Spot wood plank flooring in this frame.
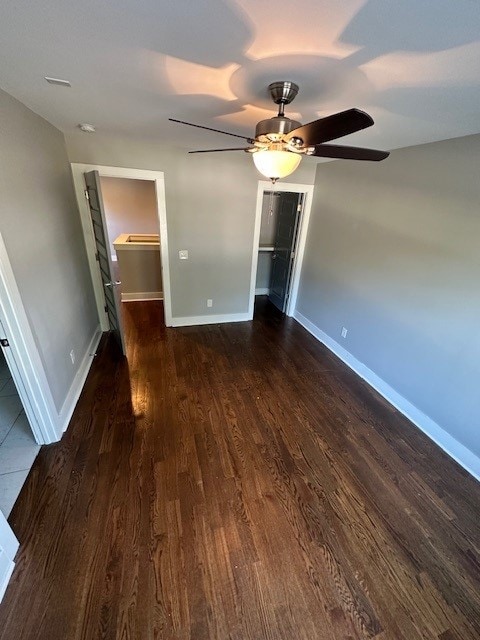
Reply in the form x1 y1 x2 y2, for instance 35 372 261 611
0 298 479 639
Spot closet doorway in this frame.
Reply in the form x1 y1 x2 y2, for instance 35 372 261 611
249 181 314 318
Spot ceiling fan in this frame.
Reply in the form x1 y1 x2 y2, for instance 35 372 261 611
170 81 389 182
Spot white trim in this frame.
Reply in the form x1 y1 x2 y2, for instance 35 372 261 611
248 181 314 319
121 292 163 302
58 327 102 432
171 312 250 327
0 234 58 444
293 310 480 482
70 164 173 328
0 552 15 603
0 505 19 603
0 511 18 563
255 288 270 295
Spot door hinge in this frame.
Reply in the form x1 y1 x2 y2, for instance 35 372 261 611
297 204 302 212
95 252 100 262
104 305 108 313
0 338 10 347
84 189 90 202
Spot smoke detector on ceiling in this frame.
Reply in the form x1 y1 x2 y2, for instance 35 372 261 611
78 123 96 133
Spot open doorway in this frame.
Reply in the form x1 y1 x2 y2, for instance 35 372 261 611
0 346 40 516
249 181 314 318
71 165 171 356
256 190 304 312
84 172 164 354
101 178 163 305
0 233 61 592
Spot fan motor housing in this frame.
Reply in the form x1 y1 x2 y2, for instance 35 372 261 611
255 115 302 141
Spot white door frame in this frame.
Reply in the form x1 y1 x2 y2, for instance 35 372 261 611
0 234 59 444
0 508 19 602
70 164 172 328
248 181 314 318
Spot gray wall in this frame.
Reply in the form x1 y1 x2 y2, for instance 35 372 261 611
256 252 272 290
65 132 316 318
0 89 98 411
259 191 281 246
296 133 480 457
256 191 281 290
116 248 162 296
100 177 159 256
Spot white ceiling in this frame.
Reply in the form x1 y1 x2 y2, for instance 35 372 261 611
1 0 480 152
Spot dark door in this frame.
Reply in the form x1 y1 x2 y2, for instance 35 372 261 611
268 191 303 313
84 171 126 355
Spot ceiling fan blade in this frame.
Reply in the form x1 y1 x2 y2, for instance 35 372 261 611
188 147 252 154
287 108 374 145
311 144 389 161
169 118 255 143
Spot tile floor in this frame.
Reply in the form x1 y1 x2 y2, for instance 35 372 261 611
0 351 40 516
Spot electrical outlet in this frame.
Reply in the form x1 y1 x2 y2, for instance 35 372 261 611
179 249 189 260
70 349 75 364
207 299 213 308
341 327 348 339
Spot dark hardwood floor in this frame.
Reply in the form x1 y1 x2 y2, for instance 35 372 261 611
1 298 479 639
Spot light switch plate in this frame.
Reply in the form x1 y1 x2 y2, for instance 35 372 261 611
179 250 189 260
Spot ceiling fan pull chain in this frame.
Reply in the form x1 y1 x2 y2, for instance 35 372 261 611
269 189 274 217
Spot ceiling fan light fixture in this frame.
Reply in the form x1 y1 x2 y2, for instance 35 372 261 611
253 149 301 181
171 80 389 174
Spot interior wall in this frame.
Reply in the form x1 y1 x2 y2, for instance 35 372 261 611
256 192 282 290
259 191 281 246
0 89 98 411
65 132 316 319
296 133 480 459
255 253 272 291
99 177 159 257
116 248 162 297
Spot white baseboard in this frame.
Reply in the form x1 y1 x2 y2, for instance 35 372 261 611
0 553 15 604
171 312 251 328
121 291 163 302
255 288 270 295
58 326 102 433
293 310 480 482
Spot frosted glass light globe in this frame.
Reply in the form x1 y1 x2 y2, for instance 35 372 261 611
253 150 302 180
